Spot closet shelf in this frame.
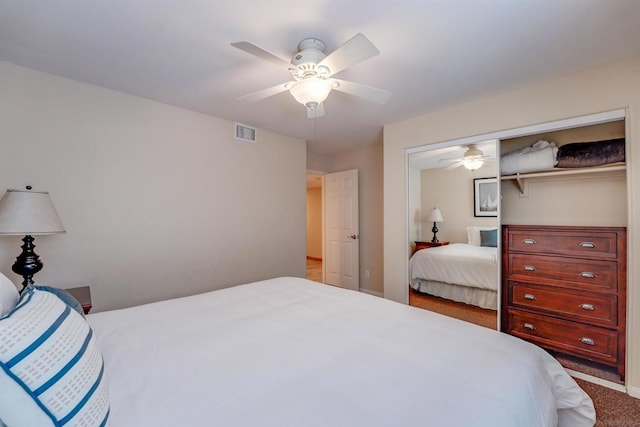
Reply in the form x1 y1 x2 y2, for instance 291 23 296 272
500 163 626 194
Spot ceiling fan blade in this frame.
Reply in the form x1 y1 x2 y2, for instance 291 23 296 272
438 158 461 165
307 102 325 118
237 82 291 103
231 41 293 71
332 78 391 104
445 161 464 170
318 33 379 76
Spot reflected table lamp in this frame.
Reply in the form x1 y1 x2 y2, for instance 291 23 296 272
427 207 444 243
0 188 66 291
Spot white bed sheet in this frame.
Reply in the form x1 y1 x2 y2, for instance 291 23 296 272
88 277 594 427
412 279 498 310
410 243 498 291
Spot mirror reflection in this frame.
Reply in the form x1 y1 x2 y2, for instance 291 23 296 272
407 140 498 329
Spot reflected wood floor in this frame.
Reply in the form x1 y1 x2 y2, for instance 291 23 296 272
408 287 497 329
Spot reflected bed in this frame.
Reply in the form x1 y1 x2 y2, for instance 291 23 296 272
410 243 498 309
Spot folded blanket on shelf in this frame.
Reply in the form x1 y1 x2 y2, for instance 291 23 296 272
556 138 625 168
500 140 558 175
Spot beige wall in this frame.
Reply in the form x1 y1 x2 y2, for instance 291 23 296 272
306 187 322 258
418 165 497 244
307 142 384 296
384 55 640 393
501 121 627 225
501 172 627 226
0 61 307 311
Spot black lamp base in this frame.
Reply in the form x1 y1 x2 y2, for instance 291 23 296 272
431 222 439 243
11 235 43 292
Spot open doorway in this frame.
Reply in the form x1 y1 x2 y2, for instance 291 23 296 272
306 172 323 282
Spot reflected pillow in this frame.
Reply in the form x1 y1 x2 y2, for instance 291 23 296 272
467 226 497 246
480 229 498 248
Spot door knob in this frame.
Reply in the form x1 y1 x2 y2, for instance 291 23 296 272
348 234 359 239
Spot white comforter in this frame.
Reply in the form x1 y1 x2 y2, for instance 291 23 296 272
410 243 498 290
88 277 594 427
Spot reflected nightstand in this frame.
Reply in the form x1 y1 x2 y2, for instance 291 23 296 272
66 286 92 314
414 241 449 253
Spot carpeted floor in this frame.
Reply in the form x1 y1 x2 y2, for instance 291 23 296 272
552 352 623 386
575 378 640 426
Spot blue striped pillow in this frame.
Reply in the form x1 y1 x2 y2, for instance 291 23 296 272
0 287 109 426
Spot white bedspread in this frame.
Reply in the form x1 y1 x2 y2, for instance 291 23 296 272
410 243 498 290
88 277 594 427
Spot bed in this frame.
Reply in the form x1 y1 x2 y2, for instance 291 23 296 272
0 276 595 426
410 228 499 310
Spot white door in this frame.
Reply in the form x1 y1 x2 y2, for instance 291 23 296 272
324 169 359 290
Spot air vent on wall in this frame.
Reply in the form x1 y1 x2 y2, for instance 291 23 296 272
235 123 257 143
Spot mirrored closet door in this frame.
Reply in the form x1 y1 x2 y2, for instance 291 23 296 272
407 140 499 329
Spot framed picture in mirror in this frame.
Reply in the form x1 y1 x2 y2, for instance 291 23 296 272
474 178 498 217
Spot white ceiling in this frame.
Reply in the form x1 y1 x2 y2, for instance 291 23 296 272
408 140 497 170
2 1 640 155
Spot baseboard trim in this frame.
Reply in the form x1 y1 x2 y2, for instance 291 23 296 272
627 384 640 399
566 369 627 394
306 256 322 261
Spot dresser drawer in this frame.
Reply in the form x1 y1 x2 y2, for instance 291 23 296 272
507 310 617 365
509 282 617 328
506 229 618 259
507 253 616 291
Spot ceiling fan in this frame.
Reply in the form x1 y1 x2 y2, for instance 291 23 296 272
439 145 494 170
231 33 391 118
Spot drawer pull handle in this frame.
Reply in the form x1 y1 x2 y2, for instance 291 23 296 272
580 241 597 249
523 323 536 331
523 265 536 271
580 272 596 279
579 303 595 311
522 239 536 245
580 337 596 346
523 293 536 301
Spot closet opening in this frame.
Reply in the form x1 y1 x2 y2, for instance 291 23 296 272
405 108 628 387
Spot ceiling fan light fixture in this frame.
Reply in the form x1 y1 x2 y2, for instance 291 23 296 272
461 145 484 170
462 156 484 170
289 78 333 107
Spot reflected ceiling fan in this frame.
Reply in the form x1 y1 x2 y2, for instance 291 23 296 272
231 33 391 118
439 145 494 170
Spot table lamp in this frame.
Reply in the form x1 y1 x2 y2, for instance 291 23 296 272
0 188 66 291
427 207 444 243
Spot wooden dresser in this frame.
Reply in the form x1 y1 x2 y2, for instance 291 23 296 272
502 225 626 379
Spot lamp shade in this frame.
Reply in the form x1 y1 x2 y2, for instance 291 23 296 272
289 78 333 106
0 190 66 235
426 207 444 223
